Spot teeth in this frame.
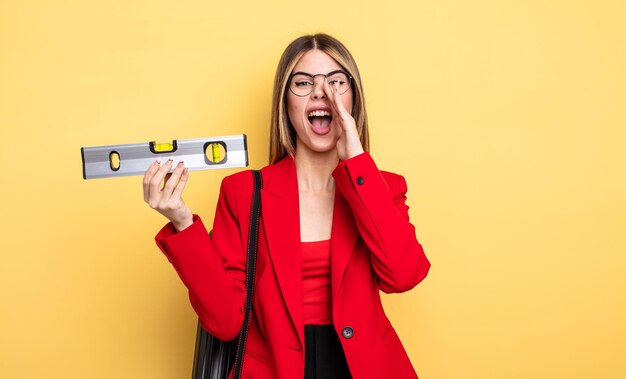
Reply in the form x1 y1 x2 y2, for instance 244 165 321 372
308 110 331 117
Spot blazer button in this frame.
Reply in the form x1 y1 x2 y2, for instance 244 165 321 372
356 177 364 185
341 326 354 339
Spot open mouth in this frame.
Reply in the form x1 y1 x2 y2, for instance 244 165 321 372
307 110 333 135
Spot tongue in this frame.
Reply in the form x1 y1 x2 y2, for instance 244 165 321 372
310 116 331 132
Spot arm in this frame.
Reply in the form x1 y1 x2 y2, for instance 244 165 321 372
154 176 246 341
332 152 431 293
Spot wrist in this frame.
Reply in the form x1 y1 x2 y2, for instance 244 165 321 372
172 211 193 232
345 147 365 160
173 218 193 233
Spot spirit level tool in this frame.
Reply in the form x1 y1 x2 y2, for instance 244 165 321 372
81 134 248 179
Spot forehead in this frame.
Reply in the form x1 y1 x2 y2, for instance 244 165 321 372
292 49 342 74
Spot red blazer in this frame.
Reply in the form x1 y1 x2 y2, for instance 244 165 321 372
155 152 431 379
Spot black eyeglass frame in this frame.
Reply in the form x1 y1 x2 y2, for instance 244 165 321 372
287 69 354 97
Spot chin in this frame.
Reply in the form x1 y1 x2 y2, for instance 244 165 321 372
306 137 339 154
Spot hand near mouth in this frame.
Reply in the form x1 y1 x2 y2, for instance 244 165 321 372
323 78 365 161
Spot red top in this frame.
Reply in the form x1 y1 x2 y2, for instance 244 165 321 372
301 239 333 325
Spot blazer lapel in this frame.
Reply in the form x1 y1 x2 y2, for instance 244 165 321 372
330 189 358 310
261 157 304 347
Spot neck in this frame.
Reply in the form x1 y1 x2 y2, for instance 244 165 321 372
294 145 338 193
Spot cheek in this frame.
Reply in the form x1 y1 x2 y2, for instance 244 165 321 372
287 96 305 127
342 91 354 115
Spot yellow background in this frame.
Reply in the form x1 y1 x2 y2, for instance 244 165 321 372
1 1 625 378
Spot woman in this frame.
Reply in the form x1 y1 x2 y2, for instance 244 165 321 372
143 33 431 379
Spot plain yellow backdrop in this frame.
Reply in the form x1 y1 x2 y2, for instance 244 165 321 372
1 1 625 378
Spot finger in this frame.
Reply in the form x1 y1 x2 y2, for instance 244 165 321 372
332 83 349 116
163 173 172 189
322 79 348 118
149 159 174 200
143 160 161 202
161 162 185 198
170 167 189 203
322 78 339 113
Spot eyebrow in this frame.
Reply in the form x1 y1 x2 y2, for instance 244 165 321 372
291 69 347 77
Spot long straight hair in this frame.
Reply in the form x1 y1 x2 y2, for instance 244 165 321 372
269 34 370 164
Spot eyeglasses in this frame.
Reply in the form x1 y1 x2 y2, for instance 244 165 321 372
288 70 353 97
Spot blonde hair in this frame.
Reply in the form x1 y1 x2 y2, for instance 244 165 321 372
269 34 370 164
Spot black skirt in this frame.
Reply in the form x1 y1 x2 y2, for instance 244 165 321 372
304 325 352 379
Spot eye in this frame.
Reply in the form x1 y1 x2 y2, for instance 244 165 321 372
327 72 349 86
294 80 313 87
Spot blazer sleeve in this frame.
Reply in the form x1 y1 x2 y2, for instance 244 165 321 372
332 152 431 293
154 175 246 341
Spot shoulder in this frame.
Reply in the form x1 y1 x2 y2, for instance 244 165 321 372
222 169 255 188
219 159 281 195
336 153 409 198
380 170 408 198
217 161 283 219
380 170 405 185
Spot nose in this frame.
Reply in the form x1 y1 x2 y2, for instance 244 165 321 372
311 76 326 99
